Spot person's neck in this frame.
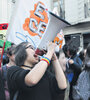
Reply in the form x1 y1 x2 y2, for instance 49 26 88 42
7 61 15 67
25 62 33 67
22 62 34 70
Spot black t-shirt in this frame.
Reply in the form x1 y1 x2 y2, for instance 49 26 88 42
7 66 65 100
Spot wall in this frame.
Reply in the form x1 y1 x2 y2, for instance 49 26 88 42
65 0 78 24
65 0 85 24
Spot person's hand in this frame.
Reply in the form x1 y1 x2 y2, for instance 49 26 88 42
68 59 74 64
52 53 58 61
47 42 57 54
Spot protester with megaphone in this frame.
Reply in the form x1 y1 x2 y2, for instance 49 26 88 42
7 42 67 100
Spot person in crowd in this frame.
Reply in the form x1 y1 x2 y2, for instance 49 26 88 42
0 46 3 55
79 50 85 62
72 43 90 100
79 49 87 65
59 50 67 72
0 46 3 66
7 42 67 100
66 44 82 100
2 42 15 65
62 44 69 58
58 50 70 100
2 52 9 65
6 45 16 67
0 70 6 100
0 45 9 66
1 45 16 100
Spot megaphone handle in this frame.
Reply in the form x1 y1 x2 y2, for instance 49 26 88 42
35 48 47 56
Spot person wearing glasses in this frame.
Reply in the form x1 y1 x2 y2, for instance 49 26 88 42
7 42 67 100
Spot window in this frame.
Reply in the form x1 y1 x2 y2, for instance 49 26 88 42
53 0 60 16
84 1 90 18
12 0 16 3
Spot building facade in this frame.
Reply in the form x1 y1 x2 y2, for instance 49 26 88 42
63 21 90 49
64 0 90 24
60 0 90 49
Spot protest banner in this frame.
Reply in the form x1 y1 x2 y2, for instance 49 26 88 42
6 1 70 50
7 1 49 48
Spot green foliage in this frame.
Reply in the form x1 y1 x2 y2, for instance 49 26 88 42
0 40 11 50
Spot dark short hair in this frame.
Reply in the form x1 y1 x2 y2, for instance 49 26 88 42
3 45 16 65
6 46 16 56
15 42 29 67
79 50 85 61
86 43 90 57
11 43 15 46
68 45 77 57
62 44 69 56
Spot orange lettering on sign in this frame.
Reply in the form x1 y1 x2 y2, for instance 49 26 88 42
23 2 48 38
54 33 64 48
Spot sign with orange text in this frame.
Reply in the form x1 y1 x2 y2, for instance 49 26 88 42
54 30 64 49
7 1 49 48
6 0 70 49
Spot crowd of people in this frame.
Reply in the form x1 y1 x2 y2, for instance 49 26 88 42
0 41 90 100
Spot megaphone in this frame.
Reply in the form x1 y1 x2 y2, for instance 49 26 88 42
35 11 70 56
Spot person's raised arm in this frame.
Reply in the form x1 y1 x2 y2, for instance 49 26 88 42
25 42 56 86
52 53 67 89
